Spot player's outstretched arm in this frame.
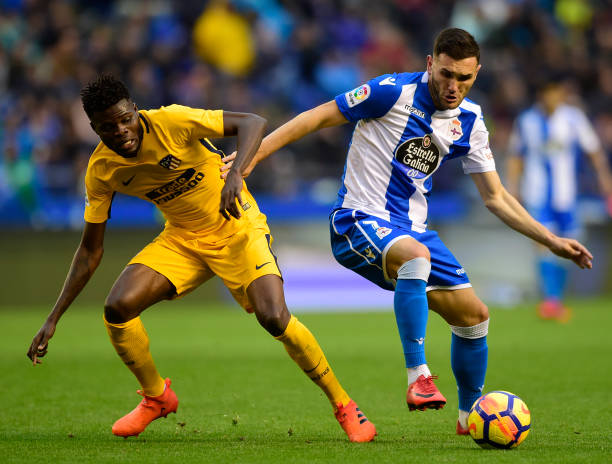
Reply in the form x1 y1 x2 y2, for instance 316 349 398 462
470 170 593 269
220 100 348 179
27 221 106 365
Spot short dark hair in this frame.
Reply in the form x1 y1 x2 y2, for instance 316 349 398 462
433 28 480 63
81 74 131 117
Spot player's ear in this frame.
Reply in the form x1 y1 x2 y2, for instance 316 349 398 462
426 55 433 73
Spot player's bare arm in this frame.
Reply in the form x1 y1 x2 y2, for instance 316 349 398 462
219 111 266 220
27 221 106 365
220 100 348 178
470 170 593 269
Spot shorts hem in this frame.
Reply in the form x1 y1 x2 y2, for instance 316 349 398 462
127 260 184 298
425 283 472 293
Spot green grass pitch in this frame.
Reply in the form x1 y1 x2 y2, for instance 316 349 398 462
1 298 611 463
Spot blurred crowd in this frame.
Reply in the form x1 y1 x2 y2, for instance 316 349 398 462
1 0 611 225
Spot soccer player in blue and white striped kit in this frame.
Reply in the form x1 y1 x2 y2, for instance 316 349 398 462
507 80 612 321
222 28 593 434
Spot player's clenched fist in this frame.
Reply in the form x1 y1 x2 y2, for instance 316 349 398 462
219 169 244 220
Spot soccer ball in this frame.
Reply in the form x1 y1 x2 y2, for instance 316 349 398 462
467 391 531 449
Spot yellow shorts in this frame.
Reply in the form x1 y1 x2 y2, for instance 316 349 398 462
128 212 281 312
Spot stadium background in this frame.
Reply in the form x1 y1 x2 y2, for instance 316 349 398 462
1 0 611 309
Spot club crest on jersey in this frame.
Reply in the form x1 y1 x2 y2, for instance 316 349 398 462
448 118 463 141
395 134 441 179
376 227 392 239
345 84 370 108
159 154 181 170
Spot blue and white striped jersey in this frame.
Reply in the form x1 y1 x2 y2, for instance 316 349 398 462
333 71 495 233
510 103 600 212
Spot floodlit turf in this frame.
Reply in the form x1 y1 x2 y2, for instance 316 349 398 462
2 297 611 463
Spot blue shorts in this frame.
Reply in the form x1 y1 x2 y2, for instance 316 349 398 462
530 207 580 238
330 208 471 292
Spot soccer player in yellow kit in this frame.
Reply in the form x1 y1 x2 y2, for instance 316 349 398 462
26 75 376 442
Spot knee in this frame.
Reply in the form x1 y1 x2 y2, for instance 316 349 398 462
104 294 140 324
456 301 489 328
388 243 430 279
254 301 290 337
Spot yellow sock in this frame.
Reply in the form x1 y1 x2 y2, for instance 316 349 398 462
104 315 165 397
275 315 351 410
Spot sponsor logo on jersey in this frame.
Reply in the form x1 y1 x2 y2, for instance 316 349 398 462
345 84 371 107
145 168 204 204
405 105 426 119
379 76 396 86
449 118 463 140
159 154 182 170
395 134 441 179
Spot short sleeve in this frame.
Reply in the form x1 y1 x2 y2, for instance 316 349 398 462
156 105 225 143
334 74 402 122
461 114 496 174
573 108 601 154
83 168 113 223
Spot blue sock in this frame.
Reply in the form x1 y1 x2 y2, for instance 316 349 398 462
538 258 567 300
394 258 430 367
451 331 488 412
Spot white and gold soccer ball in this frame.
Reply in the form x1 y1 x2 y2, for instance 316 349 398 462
467 391 531 449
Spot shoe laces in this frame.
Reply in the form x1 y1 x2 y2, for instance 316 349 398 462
136 390 161 409
335 402 353 422
418 375 439 393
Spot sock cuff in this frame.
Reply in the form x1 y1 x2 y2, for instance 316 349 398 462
451 319 489 339
103 314 142 330
275 314 298 341
397 257 431 281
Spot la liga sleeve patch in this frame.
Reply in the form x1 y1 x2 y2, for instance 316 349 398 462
345 84 371 108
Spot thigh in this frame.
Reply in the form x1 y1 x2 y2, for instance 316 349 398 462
129 227 215 298
206 218 282 313
418 230 471 291
329 208 412 290
427 287 489 327
105 263 176 322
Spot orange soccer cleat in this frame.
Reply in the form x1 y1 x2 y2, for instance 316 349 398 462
406 374 447 411
112 378 178 437
456 419 470 435
537 299 572 322
334 400 377 443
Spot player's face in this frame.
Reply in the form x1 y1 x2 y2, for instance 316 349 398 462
90 99 142 157
539 84 564 114
427 53 481 110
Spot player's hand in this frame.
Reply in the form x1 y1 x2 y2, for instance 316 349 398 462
548 237 593 269
220 151 256 179
27 319 57 366
219 169 244 220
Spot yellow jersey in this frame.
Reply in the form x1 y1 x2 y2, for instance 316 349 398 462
84 104 259 236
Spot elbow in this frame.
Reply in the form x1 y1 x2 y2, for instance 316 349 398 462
248 113 267 133
482 196 502 214
82 244 104 271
